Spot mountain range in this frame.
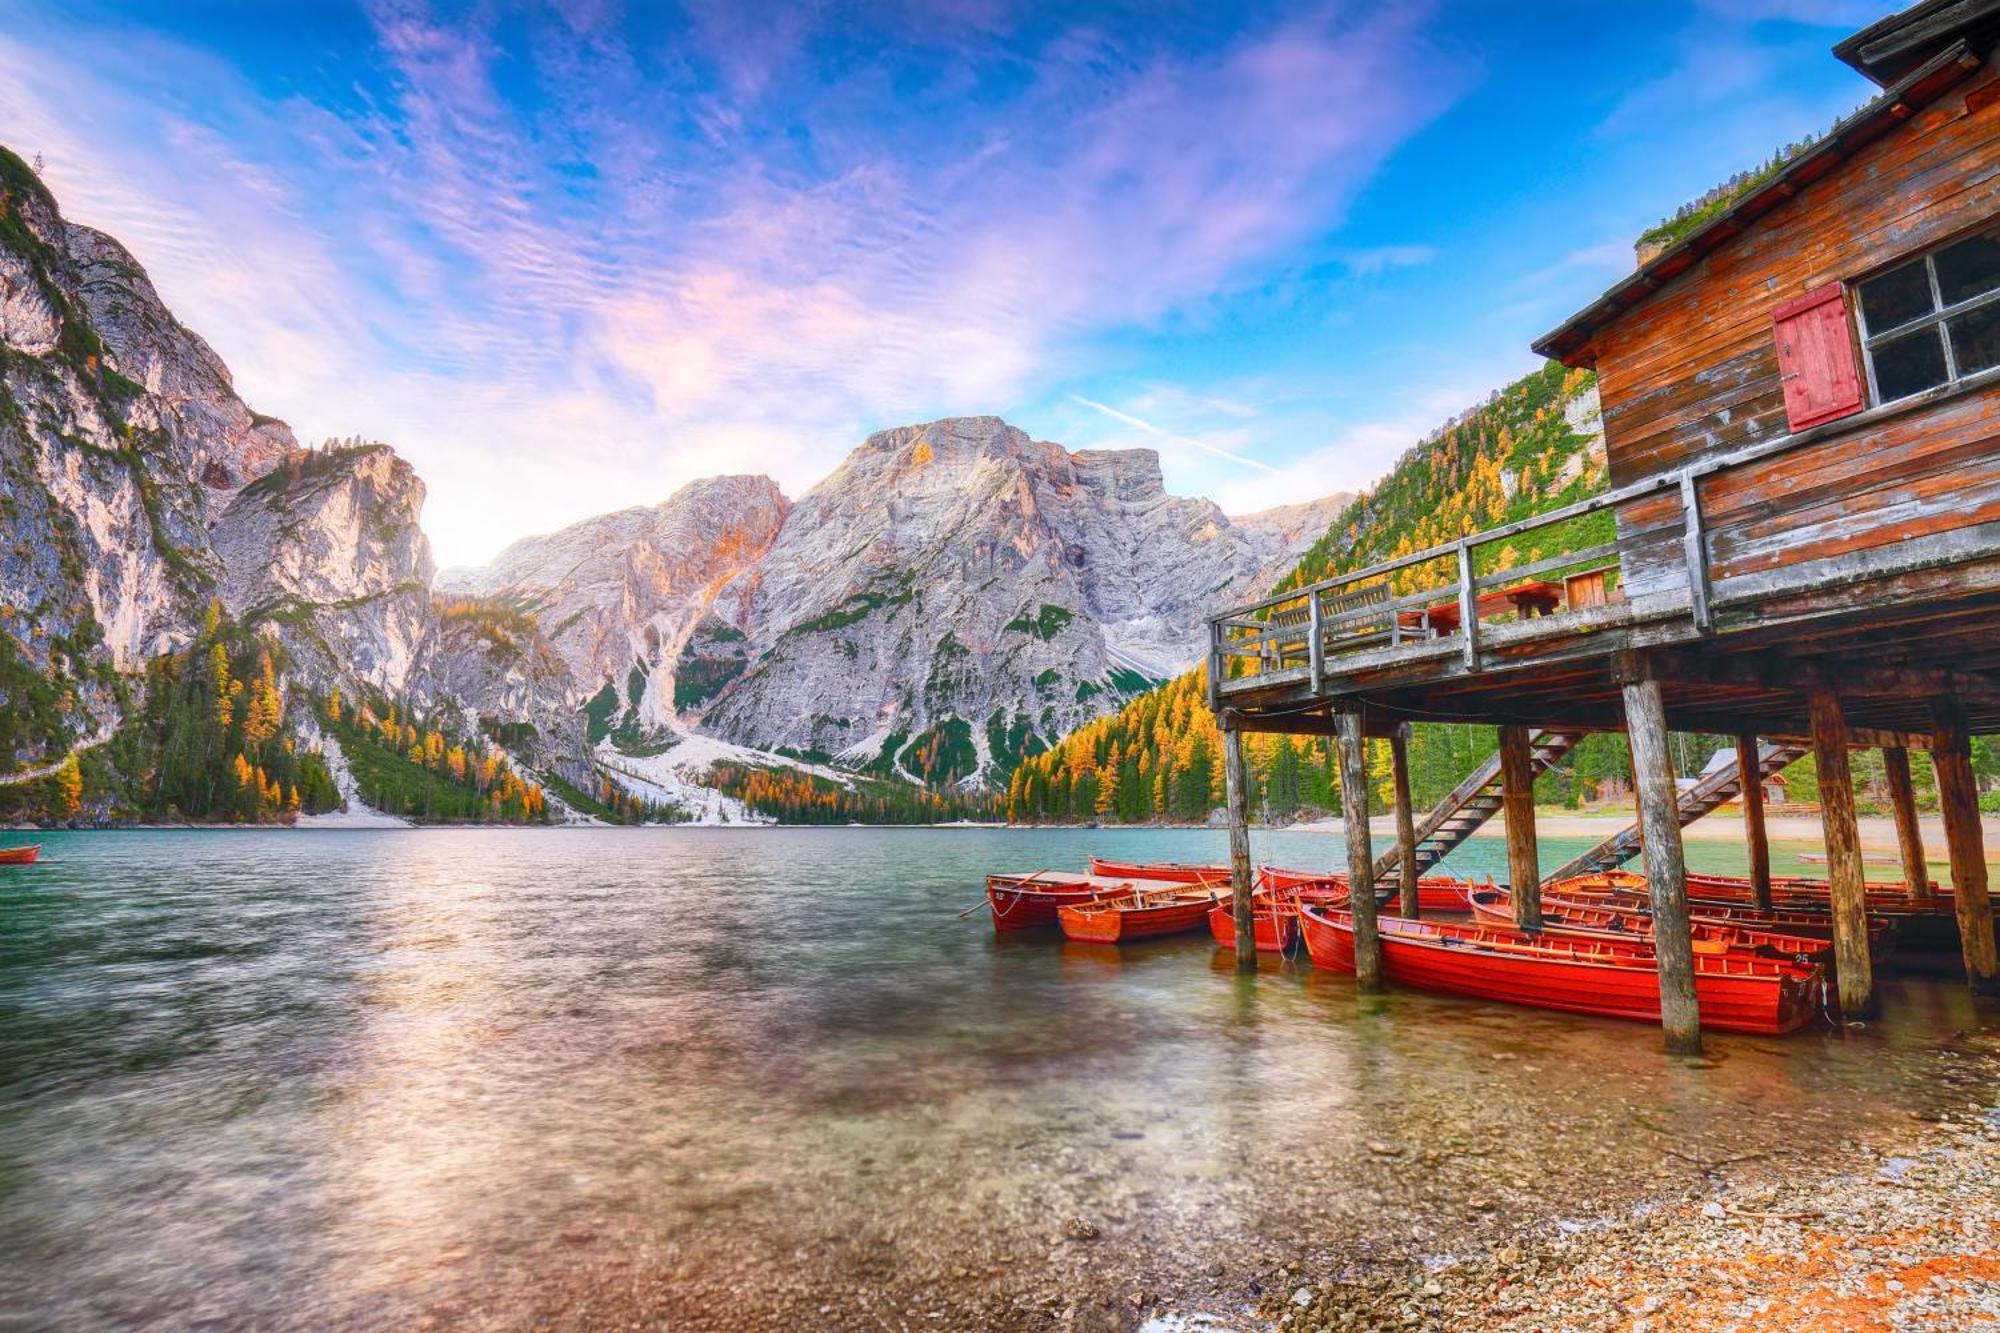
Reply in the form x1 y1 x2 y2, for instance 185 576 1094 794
441 418 1345 789
0 145 1348 823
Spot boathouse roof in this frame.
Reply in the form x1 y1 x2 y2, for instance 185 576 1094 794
1532 1 1998 367
1836 0 2000 84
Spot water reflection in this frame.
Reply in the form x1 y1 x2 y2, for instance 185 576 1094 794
0 827 1989 1330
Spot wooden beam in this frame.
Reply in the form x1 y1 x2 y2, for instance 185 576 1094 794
1389 725 1419 918
1809 687 1876 1021
1623 647 2000 714
1736 731 1773 911
1498 724 1542 927
1622 675 1702 1055
1929 697 2000 996
1335 712 1382 991
1881 746 1928 899
1222 727 1256 974
1217 707 1335 737
1755 724 1935 752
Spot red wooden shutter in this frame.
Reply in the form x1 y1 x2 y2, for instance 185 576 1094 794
1771 283 1864 431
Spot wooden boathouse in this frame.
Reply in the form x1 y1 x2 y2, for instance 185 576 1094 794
1207 0 2000 1053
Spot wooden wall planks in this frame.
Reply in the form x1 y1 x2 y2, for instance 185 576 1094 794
1586 62 2000 605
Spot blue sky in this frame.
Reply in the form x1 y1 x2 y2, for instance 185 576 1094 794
1 0 1885 565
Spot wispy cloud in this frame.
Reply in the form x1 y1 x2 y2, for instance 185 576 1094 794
1337 243 1437 278
0 0 1456 563
1067 395 1277 473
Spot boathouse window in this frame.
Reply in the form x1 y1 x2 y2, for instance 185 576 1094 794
1855 225 2000 405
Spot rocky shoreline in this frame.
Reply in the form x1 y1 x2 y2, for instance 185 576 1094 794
1256 1033 2000 1332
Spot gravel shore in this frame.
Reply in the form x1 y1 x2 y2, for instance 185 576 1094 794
1257 1032 2000 1332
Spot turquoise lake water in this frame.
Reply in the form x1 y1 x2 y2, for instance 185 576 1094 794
0 827 1987 1331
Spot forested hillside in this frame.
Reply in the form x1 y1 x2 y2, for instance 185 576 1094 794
1007 361 1632 824
318 688 551 823
1277 361 1605 593
0 602 342 823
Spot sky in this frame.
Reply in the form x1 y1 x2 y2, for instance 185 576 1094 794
0 0 1888 567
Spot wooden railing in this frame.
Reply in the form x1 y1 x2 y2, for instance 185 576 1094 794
1208 466 1697 704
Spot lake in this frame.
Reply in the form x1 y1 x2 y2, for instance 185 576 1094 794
0 827 1985 1330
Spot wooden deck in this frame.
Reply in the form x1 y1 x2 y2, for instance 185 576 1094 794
1211 369 2000 743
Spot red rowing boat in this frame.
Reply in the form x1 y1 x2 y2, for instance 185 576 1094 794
1552 868 1960 920
1297 904 1822 1035
1261 866 1483 915
1683 871 1972 919
1463 885 1836 971
1060 885 1221 943
985 872 1151 931
1538 880 1893 953
1207 892 1301 953
0 845 39 865
1259 865 1345 892
1087 856 1230 886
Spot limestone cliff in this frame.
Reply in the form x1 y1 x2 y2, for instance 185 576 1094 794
444 415 1347 786
0 146 586 794
439 475 790 736
702 417 1344 782
1 145 291 771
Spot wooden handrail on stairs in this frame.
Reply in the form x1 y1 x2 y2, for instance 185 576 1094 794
1370 729 1585 885
1540 740 1806 883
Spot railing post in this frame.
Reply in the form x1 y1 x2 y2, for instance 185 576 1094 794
1680 471 1712 632
1307 589 1324 693
1455 539 1479 671
1207 621 1222 710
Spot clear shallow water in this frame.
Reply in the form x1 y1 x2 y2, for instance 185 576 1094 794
0 827 1988 1331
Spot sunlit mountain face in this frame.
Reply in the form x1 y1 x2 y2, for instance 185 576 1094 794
0 0 1871 567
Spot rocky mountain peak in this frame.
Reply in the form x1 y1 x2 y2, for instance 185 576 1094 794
1069 448 1170 506
208 442 435 699
436 471 793 735
217 444 433 614
434 408 1352 787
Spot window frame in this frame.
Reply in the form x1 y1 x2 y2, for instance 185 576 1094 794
1853 228 2000 407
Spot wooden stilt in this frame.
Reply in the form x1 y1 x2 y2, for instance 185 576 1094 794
1621 673 1701 1055
1808 686 1875 1020
1881 745 1928 899
1929 697 1999 996
1222 727 1256 974
1735 731 1772 911
1335 712 1382 991
1389 724 1419 918
1498 724 1541 928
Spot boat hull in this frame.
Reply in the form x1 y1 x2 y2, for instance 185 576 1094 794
1465 887 1838 971
1087 857 1229 886
1298 906 1820 1036
985 873 1145 931
1059 894 1218 943
0 845 39 865
1206 902 1299 953
1559 870 1975 921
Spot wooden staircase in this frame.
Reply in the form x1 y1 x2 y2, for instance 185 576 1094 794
1540 740 1807 883
1371 729 1585 887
